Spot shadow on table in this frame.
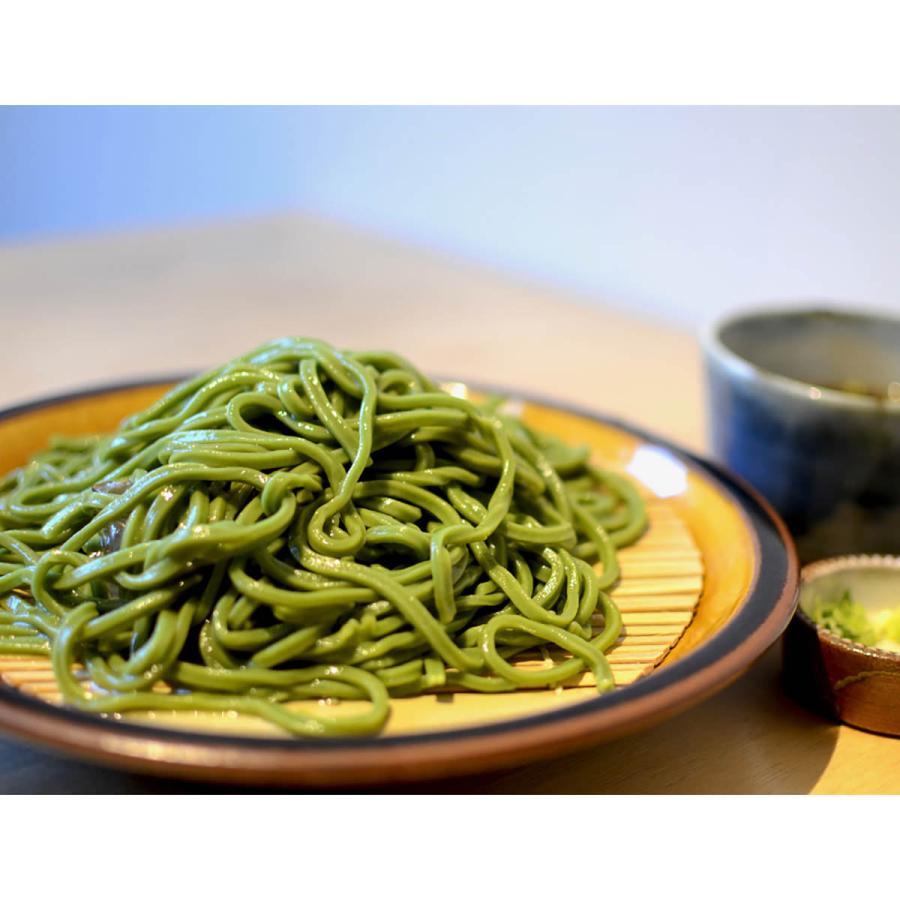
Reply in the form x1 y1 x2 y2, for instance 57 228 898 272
0 649 840 795
435 648 842 794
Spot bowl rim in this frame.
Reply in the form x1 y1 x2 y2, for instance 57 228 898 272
702 302 900 414
0 377 800 786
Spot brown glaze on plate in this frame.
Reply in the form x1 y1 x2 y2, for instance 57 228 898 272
0 380 799 786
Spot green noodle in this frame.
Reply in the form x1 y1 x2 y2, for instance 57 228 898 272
0 338 646 737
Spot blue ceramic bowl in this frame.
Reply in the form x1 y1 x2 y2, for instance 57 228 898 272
704 306 900 563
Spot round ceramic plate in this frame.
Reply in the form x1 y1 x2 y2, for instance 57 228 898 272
0 380 798 786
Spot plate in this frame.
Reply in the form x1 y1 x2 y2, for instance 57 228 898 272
0 379 798 786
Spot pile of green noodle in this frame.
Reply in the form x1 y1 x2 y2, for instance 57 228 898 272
0 338 646 737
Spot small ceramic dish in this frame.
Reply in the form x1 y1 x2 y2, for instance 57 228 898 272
782 554 900 736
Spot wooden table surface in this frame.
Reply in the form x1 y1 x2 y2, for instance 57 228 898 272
1 214 899 794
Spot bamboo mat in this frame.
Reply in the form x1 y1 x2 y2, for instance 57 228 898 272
0 499 703 709
606 497 703 683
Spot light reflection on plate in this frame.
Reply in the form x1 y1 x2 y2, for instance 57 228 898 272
627 445 688 499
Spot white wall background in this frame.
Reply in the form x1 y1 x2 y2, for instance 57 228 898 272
1 106 898 326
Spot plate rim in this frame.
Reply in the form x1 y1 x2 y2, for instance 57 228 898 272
0 377 799 786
